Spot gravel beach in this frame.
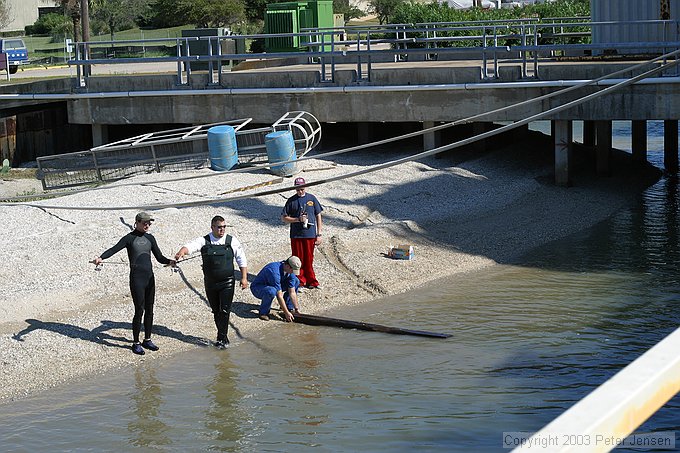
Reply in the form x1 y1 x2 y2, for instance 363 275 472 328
0 130 661 404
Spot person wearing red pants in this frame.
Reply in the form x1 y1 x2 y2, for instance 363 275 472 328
281 177 323 289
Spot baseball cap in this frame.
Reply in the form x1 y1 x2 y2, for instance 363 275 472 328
135 211 154 222
286 256 302 275
294 177 306 186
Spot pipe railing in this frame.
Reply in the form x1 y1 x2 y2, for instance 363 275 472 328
511 325 680 452
68 19 680 86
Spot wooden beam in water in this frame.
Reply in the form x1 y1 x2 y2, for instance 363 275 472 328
293 313 451 339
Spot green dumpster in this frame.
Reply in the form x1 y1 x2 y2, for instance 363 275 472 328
264 0 334 53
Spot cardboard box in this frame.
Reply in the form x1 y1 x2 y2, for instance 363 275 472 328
388 244 414 260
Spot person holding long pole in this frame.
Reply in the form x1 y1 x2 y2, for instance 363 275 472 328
93 212 175 355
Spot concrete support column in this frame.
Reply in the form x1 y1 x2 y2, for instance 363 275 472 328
554 120 573 187
664 120 679 173
473 122 488 153
631 120 648 164
357 122 371 145
583 120 596 147
596 120 612 176
91 124 109 147
423 121 437 151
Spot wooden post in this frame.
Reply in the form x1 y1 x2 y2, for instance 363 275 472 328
596 120 612 176
664 120 679 173
473 122 487 153
293 313 452 338
554 120 572 187
582 120 596 147
423 121 436 151
357 122 370 145
631 120 648 164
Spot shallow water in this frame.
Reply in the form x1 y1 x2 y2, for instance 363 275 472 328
1 121 679 452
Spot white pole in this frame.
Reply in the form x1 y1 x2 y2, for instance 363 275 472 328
3 53 9 81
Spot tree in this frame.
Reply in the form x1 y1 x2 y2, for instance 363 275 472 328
1 0 13 30
26 12 73 41
188 0 246 28
334 0 364 21
61 0 82 42
369 0 404 24
91 0 150 41
149 0 245 29
243 0 268 23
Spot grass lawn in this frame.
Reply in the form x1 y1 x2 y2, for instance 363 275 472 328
22 25 193 61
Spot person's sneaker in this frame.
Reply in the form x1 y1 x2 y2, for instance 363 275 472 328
215 340 229 350
306 284 320 290
132 343 145 355
258 314 270 321
141 339 159 351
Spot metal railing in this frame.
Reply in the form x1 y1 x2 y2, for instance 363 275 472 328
36 111 322 190
512 325 680 452
67 18 680 87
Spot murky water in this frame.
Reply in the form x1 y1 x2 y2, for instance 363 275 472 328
1 122 679 452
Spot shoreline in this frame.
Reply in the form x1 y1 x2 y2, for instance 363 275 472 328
0 133 662 404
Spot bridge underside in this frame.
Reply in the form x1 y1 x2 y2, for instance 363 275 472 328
2 62 680 185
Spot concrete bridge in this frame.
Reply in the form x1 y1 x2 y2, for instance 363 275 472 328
1 57 680 185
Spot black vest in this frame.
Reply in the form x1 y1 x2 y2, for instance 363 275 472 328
200 234 234 282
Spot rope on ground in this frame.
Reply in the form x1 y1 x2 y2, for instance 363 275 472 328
218 177 283 195
2 50 678 210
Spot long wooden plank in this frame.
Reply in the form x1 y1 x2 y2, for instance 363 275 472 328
293 313 451 339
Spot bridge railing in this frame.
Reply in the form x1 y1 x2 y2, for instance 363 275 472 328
68 18 680 87
511 325 680 452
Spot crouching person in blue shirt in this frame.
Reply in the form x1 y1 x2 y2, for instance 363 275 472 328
251 256 301 322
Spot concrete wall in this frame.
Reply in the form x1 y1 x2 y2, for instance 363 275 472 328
58 62 680 126
63 81 680 126
3 62 680 130
1 0 60 34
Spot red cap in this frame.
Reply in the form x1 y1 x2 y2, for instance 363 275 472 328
294 177 306 186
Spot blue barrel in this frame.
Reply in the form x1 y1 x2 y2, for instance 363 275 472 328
265 130 297 176
207 125 238 171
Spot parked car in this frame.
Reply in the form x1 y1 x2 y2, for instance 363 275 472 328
501 0 555 7
0 38 29 74
442 0 499 8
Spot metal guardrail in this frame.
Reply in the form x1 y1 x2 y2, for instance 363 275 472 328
69 17 680 87
512 325 680 452
67 18 680 86
36 111 322 190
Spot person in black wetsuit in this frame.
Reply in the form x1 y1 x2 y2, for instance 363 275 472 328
93 212 175 355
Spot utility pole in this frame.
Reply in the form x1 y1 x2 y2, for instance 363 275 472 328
80 0 90 76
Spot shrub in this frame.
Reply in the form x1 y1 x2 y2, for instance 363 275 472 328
389 0 590 48
26 12 72 37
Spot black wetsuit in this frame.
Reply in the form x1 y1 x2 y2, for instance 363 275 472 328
201 234 235 343
100 230 171 342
